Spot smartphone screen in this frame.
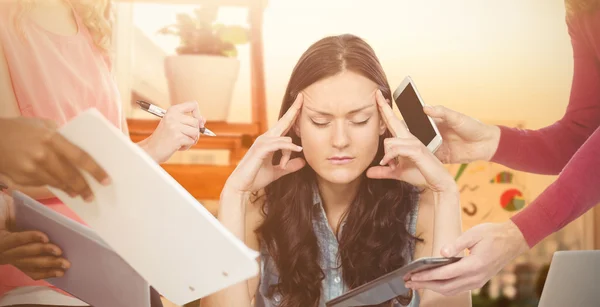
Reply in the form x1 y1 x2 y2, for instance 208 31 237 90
394 82 437 146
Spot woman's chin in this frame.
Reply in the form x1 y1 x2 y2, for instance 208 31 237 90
318 168 363 185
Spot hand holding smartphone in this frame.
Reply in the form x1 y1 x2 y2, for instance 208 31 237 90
392 76 443 153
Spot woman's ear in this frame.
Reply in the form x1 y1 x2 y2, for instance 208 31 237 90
379 98 390 135
379 118 386 136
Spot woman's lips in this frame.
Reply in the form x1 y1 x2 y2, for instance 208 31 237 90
328 156 354 165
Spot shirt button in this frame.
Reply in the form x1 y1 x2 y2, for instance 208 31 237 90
334 276 341 283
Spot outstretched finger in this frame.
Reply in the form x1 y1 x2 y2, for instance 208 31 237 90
0 231 48 255
279 149 292 169
375 90 410 138
187 101 205 128
51 133 110 187
405 278 459 296
26 269 65 280
269 93 304 137
2 243 62 262
409 257 475 283
381 138 450 189
423 105 465 128
273 157 306 180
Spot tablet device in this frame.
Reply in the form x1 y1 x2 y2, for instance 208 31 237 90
12 191 151 307
325 257 461 307
46 109 259 306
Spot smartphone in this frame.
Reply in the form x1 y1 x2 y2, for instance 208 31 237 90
392 76 443 153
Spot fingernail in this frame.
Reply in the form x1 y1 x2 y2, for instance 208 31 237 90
84 195 95 202
62 262 70 269
68 191 77 198
101 177 112 186
55 271 64 277
297 146 303 151
53 248 61 256
379 159 384 165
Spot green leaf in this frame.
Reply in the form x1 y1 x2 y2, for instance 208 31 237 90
218 25 249 45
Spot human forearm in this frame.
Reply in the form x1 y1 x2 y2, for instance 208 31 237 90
511 125 600 247
217 188 249 241
136 138 165 164
420 190 470 307
492 15 600 175
491 123 590 175
430 190 463 258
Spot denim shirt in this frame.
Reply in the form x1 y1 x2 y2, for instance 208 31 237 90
255 189 420 307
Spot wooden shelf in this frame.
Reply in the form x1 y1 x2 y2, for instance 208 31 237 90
127 118 260 136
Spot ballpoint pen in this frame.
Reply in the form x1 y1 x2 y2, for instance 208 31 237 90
135 100 217 136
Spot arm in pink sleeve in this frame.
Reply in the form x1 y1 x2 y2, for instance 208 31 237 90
491 15 600 175
511 125 600 247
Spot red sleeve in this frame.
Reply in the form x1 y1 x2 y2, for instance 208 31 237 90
490 15 600 175
511 125 600 247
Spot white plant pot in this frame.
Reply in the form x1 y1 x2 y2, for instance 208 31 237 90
165 55 240 121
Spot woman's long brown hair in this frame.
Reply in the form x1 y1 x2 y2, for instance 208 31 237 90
255 34 421 307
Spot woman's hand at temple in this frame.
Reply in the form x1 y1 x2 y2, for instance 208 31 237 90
223 94 306 195
367 90 455 193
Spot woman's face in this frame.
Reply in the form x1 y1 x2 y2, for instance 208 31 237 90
296 70 386 185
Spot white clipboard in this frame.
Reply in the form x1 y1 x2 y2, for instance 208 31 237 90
48 108 259 306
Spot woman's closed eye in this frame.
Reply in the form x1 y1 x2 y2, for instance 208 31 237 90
309 117 371 127
310 118 330 127
352 117 370 125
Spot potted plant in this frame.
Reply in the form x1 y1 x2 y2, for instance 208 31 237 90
158 5 249 121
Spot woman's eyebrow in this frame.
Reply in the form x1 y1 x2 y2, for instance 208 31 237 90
304 104 375 116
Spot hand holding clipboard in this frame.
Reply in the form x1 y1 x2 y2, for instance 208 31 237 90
0 117 111 201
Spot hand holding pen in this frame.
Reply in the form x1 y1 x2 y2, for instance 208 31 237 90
135 101 212 164
136 100 216 136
